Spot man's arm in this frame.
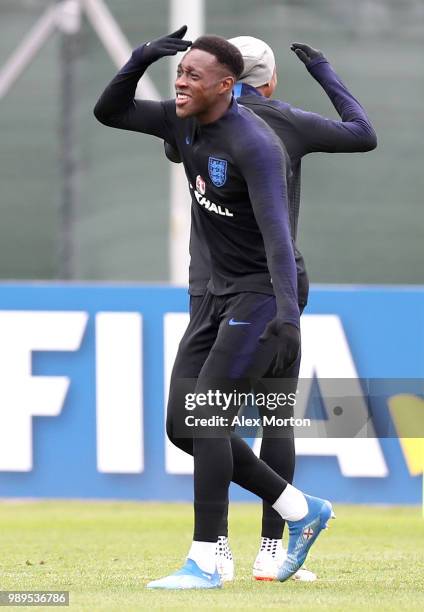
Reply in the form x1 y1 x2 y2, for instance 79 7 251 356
238 126 300 367
93 26 191 141
238 124 299 323
288 42 377 154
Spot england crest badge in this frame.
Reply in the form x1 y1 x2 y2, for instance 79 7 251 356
208 157 227 187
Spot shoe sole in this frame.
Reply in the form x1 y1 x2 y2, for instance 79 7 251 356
147 581 221 590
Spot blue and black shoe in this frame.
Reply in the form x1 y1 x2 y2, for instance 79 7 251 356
146 558 222 590
277 494 335 583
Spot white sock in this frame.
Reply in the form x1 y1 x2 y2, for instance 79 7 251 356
272 484 308 521
216 536 233 561
260 537 282 557
188 540 217 574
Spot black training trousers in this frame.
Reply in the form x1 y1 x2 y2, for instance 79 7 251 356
188 293 303 540
166 290 294 542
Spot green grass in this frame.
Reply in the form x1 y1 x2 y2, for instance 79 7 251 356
0 502 423 611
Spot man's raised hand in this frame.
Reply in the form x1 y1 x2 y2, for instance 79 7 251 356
133 25 192 65
290 42 325 66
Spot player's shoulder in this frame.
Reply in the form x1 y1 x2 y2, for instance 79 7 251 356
235 104 281 149
231 105 287 170
241 96 309 128
242 96 292 115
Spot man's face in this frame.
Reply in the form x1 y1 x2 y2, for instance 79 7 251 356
175 49 233 119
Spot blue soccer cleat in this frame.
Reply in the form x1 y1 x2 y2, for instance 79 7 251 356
146 558 222 590
277 494 335 583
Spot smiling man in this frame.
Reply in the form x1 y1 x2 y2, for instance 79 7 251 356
94 26 334 590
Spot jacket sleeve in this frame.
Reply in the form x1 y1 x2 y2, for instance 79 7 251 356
289 58 377 154
93 47 175 142
237 127 299 328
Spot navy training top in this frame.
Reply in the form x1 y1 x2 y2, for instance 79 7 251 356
94 46 300 327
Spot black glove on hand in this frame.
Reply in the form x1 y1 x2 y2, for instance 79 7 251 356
164 141 182 164
260 318 300 376
133 25 192 65
290 42 325 66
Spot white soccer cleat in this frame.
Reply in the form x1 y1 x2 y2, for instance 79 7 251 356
215 536 234 582
253 542 317 582
253 549 281 581
146 558 221 589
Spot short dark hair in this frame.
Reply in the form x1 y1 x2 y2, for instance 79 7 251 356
190 35 244 79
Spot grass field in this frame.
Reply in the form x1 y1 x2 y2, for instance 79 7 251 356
0 501 423 611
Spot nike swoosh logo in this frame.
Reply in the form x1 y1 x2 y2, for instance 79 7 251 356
229 318 251 326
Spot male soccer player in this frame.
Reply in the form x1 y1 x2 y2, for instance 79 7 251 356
165 36 377 582
94 27 334 590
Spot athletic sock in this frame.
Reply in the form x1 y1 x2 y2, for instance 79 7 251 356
259 536 282 558
188 540 217 574
216 536 233 561
272 483 308 521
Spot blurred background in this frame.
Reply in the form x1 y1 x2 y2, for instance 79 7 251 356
1 0 423 284
0 0 423 508
1 10 424 604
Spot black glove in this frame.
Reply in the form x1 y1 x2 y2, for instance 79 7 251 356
164 141 182 164
133 25 192 65
260 318 300 375
290 42 325 66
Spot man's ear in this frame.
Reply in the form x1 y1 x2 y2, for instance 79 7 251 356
219 76 235 95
